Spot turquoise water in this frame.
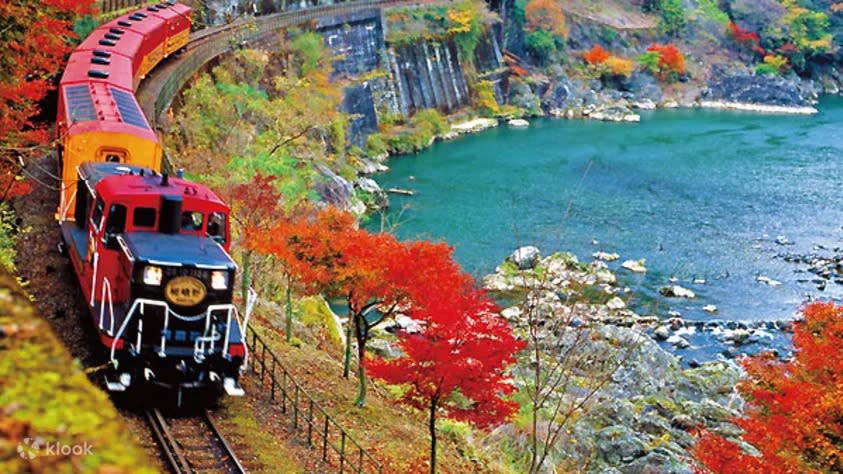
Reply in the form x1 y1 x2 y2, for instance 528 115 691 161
370 98 843 334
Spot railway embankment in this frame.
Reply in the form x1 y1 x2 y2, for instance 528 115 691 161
0 267 153 473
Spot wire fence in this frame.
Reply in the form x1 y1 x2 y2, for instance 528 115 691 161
246 325 383 473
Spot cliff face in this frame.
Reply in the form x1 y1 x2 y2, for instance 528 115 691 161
316 9 504 146
495 0 840 118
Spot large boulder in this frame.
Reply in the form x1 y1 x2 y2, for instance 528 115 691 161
702 66 818 110
315 164 366 214
509 246 541 270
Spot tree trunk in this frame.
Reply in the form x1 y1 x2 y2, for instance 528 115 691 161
284 281 293 343
354 314 369 407
240 249 252 303
429 397 438 474
342 307 353 378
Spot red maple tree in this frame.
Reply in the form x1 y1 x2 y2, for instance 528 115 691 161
368 284 524 474
647 43 686 77
225 174 284 300
1 0 93 199
583 44 610 65
246 203 354 342
727 22 765 56
694 302 843 474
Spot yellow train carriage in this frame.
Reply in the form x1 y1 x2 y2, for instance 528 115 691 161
56 83 162 220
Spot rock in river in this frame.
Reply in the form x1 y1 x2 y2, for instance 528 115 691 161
660 285 697 299
622 259 647 273
509 246 541 270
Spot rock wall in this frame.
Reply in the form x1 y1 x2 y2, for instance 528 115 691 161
315 11 504 145
388 40 471 115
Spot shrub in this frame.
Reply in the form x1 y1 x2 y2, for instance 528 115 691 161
695 0 729 26
639 43 685 81
0 203 18 273
473 80 500 116
756 54 789 75
365 132 387 157
525 0 567 38
583 44 610 65
411 108 447 135
728 21 764 55
526 29 556 64
657 0 686 36
637 50 661 75
605 56 635 77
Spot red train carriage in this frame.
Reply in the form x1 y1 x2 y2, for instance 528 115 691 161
56 2 192 220
60 163 245 400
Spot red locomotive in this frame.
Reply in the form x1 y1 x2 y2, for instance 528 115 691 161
60 163 246 400
55 3 247 401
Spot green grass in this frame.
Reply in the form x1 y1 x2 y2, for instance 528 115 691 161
218 396 307 473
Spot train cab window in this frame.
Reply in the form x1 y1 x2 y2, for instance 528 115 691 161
133 207 156 228
181 211 203 231
207 212 226 244
105 204 127 234
91 197 105 231
99 149 127 163
104 204 127 250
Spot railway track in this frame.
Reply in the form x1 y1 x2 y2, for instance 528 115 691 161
145 408 248 474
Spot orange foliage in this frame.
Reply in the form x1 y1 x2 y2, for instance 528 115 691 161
525 0 568 38
583 45 610 65
695 303 843 474
831 2 843 13
605 56 635 77
647 43 685 75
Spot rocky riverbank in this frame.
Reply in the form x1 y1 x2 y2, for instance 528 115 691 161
481 247 761 473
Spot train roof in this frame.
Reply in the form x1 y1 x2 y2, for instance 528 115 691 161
76 26 145 61
104 12 166 39
122 232 235 269
146 4 184 24
79 163 227 207
60 82 156 137
60 49 134 91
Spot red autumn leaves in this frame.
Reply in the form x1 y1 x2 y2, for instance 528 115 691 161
243 174 523 421
695 303 843 474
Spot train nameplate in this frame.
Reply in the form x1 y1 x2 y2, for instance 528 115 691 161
165 276 206 306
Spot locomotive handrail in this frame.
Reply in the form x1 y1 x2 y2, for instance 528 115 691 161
59 185 76 221
99 277 116 335
109 298 242 366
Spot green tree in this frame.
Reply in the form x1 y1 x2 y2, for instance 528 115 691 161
657 0 686 36
526 29 556 64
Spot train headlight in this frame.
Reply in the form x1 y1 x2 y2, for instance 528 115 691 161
211 270 228 290
143 265 163 286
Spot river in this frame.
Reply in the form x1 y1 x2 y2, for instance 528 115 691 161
369 98 843 359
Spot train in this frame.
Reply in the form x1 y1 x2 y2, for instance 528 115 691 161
56 1 247 401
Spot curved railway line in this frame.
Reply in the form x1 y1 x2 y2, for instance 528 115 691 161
19 1 446 471
146 408 248 474
137 0 439 125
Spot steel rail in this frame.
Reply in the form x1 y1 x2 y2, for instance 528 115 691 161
203 409 248 474
145 408 193 474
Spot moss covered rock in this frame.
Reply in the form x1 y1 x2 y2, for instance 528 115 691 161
0 269 153 473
